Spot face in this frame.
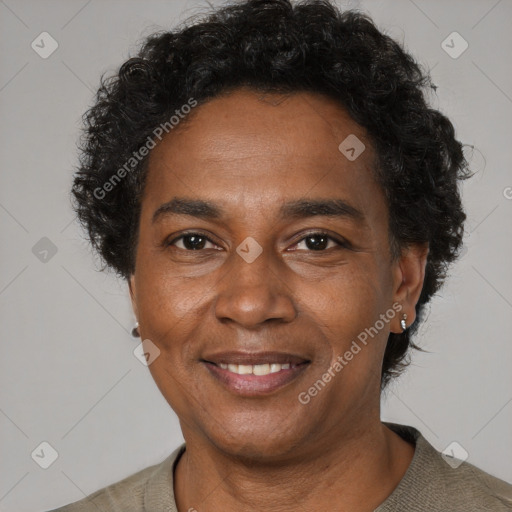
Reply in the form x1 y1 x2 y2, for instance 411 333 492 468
129 88 425 462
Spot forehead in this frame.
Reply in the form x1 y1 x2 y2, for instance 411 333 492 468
142 88 382 220
153 88 371 161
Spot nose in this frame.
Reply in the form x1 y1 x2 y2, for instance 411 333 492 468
214 246 297 329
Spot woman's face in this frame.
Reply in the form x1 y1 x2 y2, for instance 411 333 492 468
129 88 424 460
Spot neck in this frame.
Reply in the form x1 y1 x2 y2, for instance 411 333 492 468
174 421 415 512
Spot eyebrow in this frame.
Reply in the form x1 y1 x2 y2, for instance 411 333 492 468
152 197 365 224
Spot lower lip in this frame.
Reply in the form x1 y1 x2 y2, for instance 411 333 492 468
203 362 310 395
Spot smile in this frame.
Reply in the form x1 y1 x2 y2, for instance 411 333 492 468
217 362 295 375
202 353 310 395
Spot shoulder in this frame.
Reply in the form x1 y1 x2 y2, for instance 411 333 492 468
426 451 512 511
459 461 512 508
47 464 155 512
44 444 185 512
379 423 512 512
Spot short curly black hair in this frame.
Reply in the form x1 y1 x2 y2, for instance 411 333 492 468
72 0 470 387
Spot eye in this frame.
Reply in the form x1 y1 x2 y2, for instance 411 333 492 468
167 232 219 251
292 232 346 251
166 231 348 252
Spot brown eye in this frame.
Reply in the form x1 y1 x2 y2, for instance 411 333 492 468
304 234 330 250
167 233 217 250
293 233 345 251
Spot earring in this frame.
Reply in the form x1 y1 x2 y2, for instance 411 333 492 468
400 314 407 332
131 321 140 338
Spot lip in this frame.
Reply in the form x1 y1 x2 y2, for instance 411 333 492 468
202 353 311 396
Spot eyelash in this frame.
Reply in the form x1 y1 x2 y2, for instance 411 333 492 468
165 231 349 252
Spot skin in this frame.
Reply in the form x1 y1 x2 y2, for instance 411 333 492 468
129 87 428 512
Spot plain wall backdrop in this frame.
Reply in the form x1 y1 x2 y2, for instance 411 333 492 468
1 0 511 510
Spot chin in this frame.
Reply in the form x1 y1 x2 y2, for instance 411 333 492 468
202 411 308 463
217 436 301 464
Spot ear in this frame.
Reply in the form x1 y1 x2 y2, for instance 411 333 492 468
390 243 429 333
128 274 138 320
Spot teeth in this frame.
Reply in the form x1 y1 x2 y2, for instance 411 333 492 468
218 363 295 375
253 363 270 375
238 365 252 374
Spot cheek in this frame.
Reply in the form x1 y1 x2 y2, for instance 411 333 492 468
134 265 207 372
137 273 210 415
303 261 387 328
300 262 392 389
145 354 209 427
136 247 209 323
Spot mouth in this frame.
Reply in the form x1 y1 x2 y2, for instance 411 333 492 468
201 351 311 395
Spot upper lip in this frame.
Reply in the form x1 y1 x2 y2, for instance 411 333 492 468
202 351 310 366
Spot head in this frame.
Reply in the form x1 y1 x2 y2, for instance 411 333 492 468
72 0 469 459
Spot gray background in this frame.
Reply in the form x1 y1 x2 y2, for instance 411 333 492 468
1 0 511 510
